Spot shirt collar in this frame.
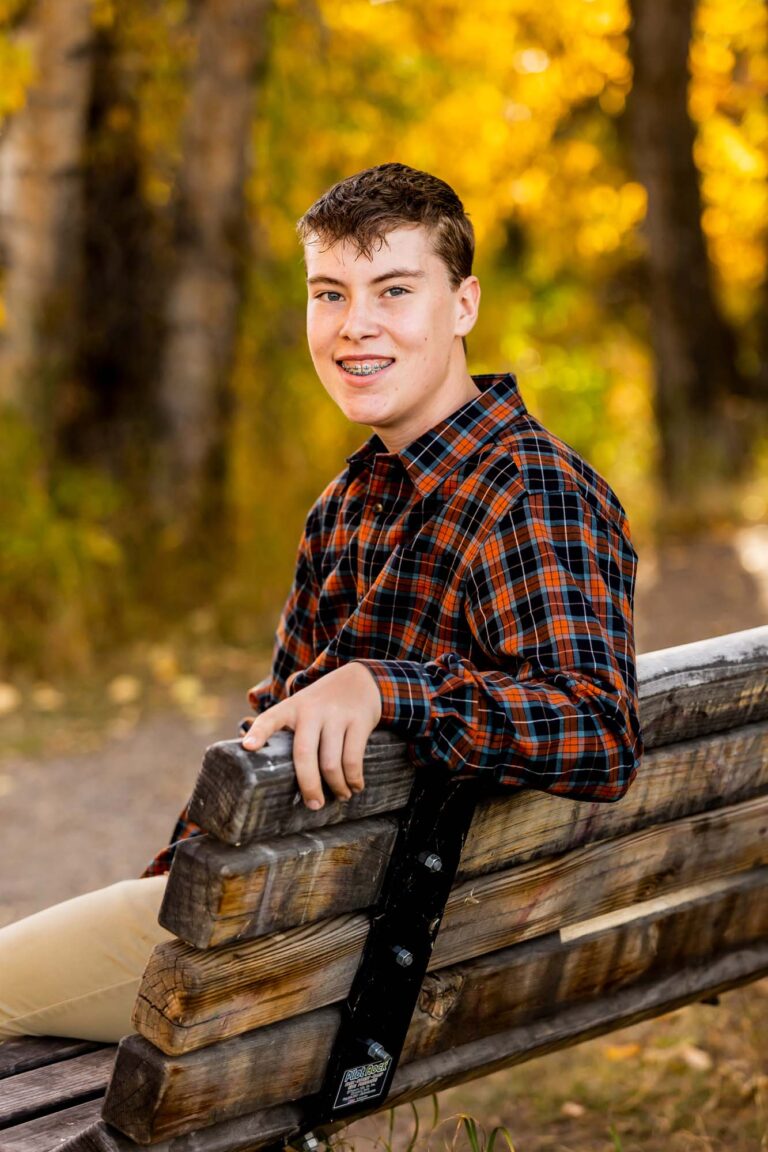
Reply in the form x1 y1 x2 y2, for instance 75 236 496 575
345 373 527 498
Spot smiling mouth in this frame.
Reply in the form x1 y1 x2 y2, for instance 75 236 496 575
337 358 394 377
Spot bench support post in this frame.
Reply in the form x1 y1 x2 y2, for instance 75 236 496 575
285 771 482 1148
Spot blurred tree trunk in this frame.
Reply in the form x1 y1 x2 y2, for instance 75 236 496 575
0 0 93 443
59 22 162 485
627 0 752 527
154 0 272 536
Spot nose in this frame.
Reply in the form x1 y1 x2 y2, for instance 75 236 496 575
338 297 379 342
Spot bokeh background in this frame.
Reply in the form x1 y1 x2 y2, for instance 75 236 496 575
0 1 767 1148
0 0 766 678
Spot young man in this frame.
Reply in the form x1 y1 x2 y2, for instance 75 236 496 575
0 163 642 1043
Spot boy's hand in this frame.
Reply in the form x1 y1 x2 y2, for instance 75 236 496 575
242 663 382 810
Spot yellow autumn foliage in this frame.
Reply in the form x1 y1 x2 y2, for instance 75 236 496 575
0 0 765 670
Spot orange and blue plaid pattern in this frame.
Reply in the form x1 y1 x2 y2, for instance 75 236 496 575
145 373 642 876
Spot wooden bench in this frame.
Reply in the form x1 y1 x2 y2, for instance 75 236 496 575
1 626 767 1151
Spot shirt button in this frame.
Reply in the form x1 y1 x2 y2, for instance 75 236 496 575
372 502 384 514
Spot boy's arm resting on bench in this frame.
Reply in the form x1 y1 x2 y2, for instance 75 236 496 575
260 487 643 805
356 493 644 801
356 490 643 802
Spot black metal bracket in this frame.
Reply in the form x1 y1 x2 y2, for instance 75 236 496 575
275 768 482 1150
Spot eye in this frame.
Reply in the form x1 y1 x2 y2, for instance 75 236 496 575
315 290 343 302
383 286 410 298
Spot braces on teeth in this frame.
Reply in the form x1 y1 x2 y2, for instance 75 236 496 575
341 361 391 375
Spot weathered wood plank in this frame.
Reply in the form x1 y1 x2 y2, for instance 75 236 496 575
187 628 768 848
435 792 768 967
60 1104 305 1152
104 1009 338 1145
403 872 768 1063
0 1038 108 1080
386 940 768 1113
104 869 768 1144
1 1098 106 1151
161 818 398 949
164 722 768 948
637 625 768 743
134 913 367 1055
0 1049 115 1129
188 731 413 848
137 793 768 1054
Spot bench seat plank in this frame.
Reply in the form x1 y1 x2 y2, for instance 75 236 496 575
0 1048 116 1129
0 1038 108 1080
103 867 768 1144
62 1103 304 1151
0 1098 106 1151
163 722 768 949
136 791 768 1054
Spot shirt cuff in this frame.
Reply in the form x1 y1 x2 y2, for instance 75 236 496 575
354 659 433 737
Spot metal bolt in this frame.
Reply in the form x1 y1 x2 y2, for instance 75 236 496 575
418 852 443 872
366 1040 391 1062
296 1134 320 1152
392 946 414 968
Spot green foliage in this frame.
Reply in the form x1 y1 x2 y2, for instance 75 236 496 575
0 411 128 675
353 1100 517 1152
452 1114 517 1152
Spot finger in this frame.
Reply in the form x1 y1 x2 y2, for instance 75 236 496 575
341 721 368 794
291 719 324 810
318 726 352 802
238 716 254 736
242 703 291 751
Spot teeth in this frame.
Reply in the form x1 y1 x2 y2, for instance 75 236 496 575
340 360 392 376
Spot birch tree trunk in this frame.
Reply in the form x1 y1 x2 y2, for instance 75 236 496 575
627 0 751 525
0 0 93 437
154 0 272 531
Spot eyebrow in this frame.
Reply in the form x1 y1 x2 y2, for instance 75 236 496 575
306 267 426 286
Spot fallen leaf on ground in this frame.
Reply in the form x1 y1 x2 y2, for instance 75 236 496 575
171 675 203 709
31 684 64 711
108 675 143 705
604 1042 641 1061
679 1044 713 1071
0 683 21 715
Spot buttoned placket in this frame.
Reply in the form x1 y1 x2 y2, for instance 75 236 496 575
357 455 410 603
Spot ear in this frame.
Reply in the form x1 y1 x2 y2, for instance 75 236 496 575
454 275 481 337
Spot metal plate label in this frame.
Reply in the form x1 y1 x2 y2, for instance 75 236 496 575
333 1057 392 1110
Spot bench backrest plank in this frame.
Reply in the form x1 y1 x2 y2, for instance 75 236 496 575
162 722 768 950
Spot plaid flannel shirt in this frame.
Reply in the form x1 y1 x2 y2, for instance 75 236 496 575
145 372 643 877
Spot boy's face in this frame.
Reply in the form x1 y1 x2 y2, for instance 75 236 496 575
305 225 479 452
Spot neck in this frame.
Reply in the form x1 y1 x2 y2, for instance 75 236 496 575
376 367 479 454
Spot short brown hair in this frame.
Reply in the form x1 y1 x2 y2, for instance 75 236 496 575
297 163 474 288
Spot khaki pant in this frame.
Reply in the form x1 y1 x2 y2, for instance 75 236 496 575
0 876 171 1043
